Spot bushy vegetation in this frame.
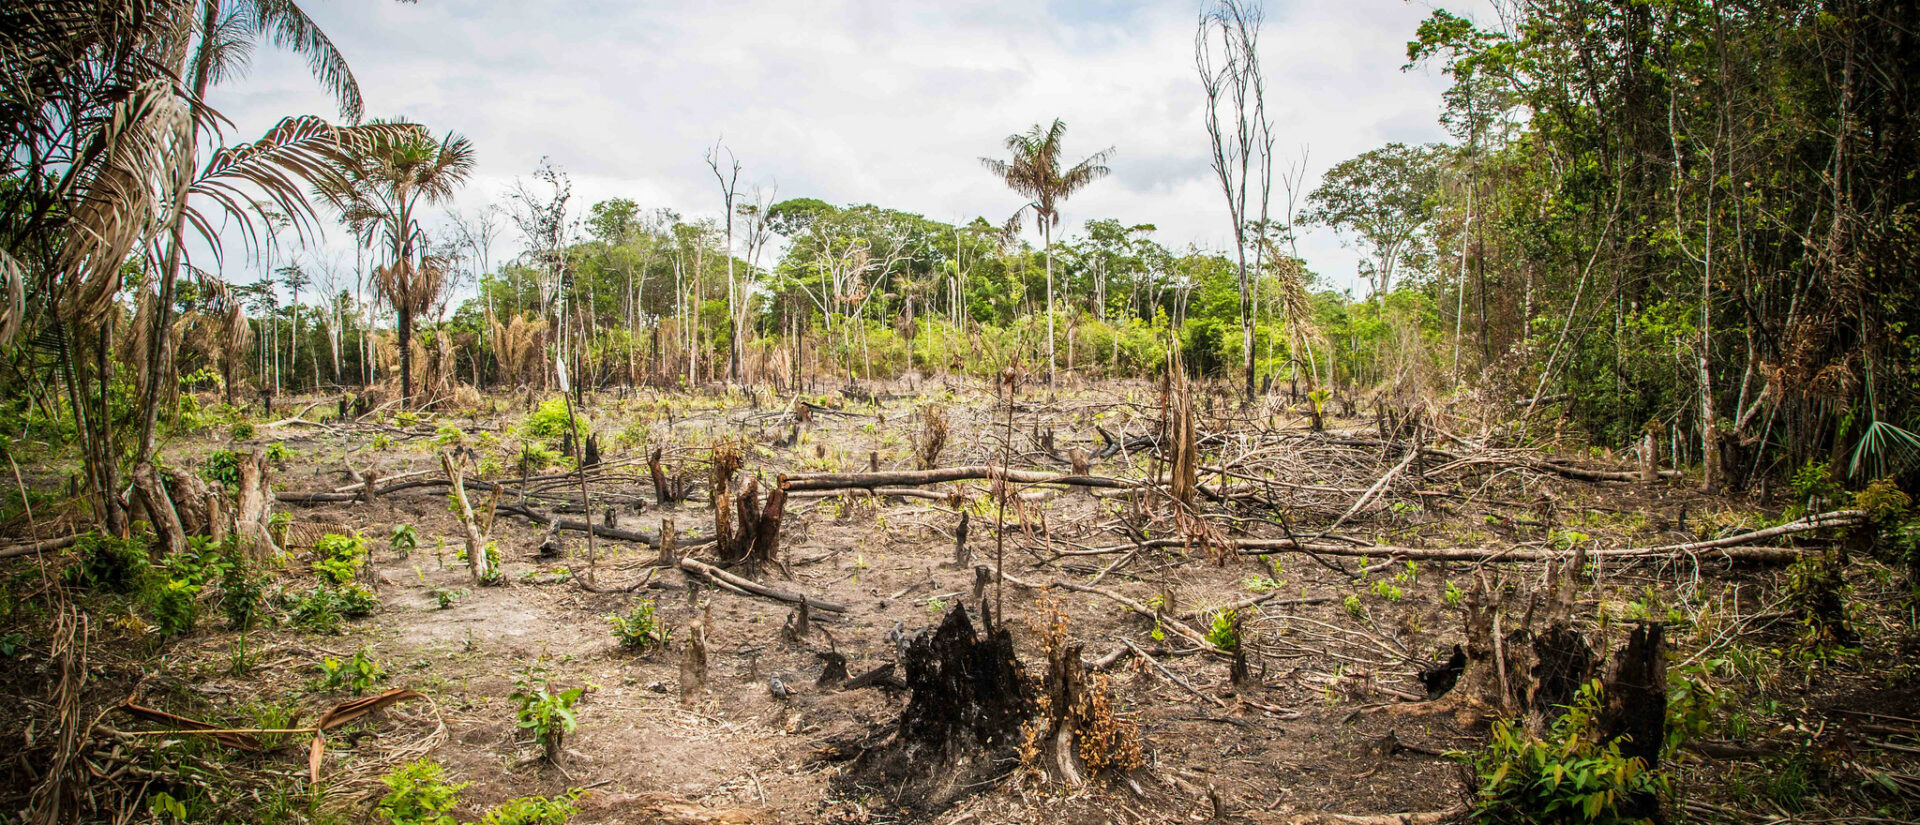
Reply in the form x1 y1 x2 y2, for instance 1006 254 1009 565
1463 683 1667 824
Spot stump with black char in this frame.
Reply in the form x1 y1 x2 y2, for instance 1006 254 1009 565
842 604 1030 812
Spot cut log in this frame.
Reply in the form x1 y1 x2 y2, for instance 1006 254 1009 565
233 451 280 560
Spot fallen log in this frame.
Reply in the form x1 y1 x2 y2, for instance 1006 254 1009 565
677 557 847 613
0 534 81 560
780 465 1144 493
1078 509 1865 563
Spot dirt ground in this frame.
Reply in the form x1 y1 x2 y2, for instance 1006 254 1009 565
8 376 1919 824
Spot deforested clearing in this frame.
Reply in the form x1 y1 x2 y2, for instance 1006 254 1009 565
3 2 1919 824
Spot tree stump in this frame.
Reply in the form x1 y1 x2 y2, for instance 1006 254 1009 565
843 604 1029 812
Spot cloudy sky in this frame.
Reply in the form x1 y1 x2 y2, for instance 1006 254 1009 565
212 0 1496 294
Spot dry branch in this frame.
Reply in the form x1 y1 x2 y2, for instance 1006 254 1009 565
677 557 847 613
780 465 1144 492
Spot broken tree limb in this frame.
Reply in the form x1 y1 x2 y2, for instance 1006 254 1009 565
779 465 1145 493
676 557 847 613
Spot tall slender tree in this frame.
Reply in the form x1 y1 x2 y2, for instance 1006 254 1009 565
981 119 1112 387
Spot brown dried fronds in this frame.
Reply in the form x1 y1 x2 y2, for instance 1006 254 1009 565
1071 671 1144 772
915 404 949 469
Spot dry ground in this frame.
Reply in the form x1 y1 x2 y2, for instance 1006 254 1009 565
5 376 1918 824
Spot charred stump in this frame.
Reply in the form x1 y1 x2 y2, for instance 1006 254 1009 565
843 604 1029 812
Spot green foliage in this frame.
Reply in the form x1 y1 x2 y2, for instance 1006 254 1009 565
61 533 152 592
512 663 583 760
523 398 587 440
376 758 467 825
1343 593 1365 619
287 583 379 633
429 587 467 609
203 450 243 491
1203 608 1242 653
312 532 368 586
1463 682 1666 824
149 577 201 636
230 420 256 441
264 441 292 462
318 648 384 694
435 424 466 447
1370 579 1406 601
475 791 581 825
1446 580 1465 607
608 599 669 652
390 524 420 558
1789 462 1845 517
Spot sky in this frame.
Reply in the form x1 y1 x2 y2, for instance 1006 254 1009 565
209 0 1498 297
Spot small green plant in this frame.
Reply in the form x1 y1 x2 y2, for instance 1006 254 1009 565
371 433 393 450
1343 593 1365 619
1461 681 1666 824
202 449 243 491
429 587 467 610
376 758 467 825
390 524 419 558
230 420 256 441
264 441 292 462
1203 608 1242 653
608 599 669 652
435 424 467 447
926 595 948 617
318 648 384 694
512 663 583 763
1242 575 1285 593
476 792 581 825
1370 579 1405 602
312 532 368 586
150 577 202 636
1445 580 1465 607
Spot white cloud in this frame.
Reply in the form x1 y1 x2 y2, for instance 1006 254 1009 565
208 0 1493 295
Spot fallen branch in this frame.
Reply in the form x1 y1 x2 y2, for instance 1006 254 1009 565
780 465 1144 493
677 557 847 613
0 533 80 560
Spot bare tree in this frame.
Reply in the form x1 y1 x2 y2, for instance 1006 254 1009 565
707 139 744 384
1196 0 1273 403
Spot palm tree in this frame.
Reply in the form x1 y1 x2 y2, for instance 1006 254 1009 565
326 127 475 406
981 119 1112 386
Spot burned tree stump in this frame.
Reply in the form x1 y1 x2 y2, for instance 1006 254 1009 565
953 511 971 566
1601 623 1666 821
843 604 1029 812
649 448 677 504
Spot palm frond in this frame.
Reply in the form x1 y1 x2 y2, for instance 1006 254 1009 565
245 0 363 121
1850 419 1920 480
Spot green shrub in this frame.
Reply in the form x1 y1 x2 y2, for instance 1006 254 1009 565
1203 608 1242 653
1463 681 1666 824
150 578 201 636
230 420 256 441
312 533 368 586
608 599 669 652
61 533 151 592
264 441 291 462
477 791 581 825
203 450 242 490
523 398 587 440
376 758 466 825
435 424 466 447
429 587 466 609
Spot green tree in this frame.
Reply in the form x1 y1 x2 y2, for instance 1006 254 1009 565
1303 143 1441 303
